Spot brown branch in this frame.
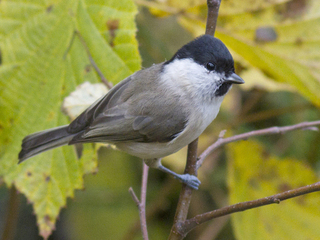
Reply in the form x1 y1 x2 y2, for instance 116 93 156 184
168 1 222 239
182 181 320 234
168 139 199 240
162 120 320 236
128 163 149 240
139 163 149 240
123 178 179 240
205 0 221 35
197 120 320 169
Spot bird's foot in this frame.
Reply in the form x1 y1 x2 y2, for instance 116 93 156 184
176 173 201 190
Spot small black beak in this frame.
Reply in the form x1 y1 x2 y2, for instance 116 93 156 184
224 73 245 84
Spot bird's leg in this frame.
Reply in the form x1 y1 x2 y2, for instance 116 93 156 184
143 158 201 190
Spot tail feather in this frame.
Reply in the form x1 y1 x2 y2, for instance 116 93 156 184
19 125 78 163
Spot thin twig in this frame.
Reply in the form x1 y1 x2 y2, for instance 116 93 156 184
197 120 320 169
205 0 221 35
139 163 149 240
182 181 320 234
75 31 113 89
123 177 179 240
128 163 149 240
129 187 140 207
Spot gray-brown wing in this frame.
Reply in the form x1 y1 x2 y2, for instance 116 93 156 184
69 63 188 144
67 73 133 134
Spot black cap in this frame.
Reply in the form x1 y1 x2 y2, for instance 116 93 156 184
166 35 235 76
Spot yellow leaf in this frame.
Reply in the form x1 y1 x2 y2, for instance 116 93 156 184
0 0 140 238
228 140 320 240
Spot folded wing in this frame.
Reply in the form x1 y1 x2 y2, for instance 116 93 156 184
68 63 188 144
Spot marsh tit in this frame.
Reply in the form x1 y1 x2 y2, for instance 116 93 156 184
19 35 244 189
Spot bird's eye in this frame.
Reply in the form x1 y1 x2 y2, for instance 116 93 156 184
206 62 216 71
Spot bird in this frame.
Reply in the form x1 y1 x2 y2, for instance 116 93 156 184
19 34 244 189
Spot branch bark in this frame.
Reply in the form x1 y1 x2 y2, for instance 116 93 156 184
139 164 149 240
168 1 222 239
182 181 320 234
168 139 199 240
197 120 320 169
129 163 149 240
167 120 320 236
205 0 221 35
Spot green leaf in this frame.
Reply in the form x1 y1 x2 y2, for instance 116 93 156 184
0 0 140 238
227 140 320 240
144 0 320 105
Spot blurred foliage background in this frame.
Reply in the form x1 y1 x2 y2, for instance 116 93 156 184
1 0 320 239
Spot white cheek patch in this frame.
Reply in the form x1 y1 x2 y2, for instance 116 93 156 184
162 58 223 89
